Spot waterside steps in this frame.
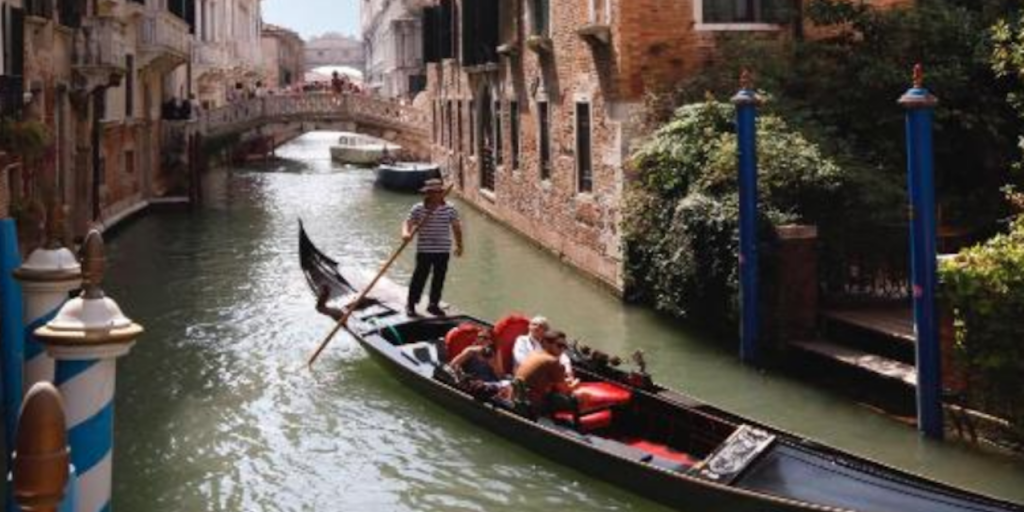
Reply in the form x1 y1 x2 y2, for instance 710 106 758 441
787 306 919 415
787 306 1019 447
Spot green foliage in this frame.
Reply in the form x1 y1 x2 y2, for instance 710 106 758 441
991 11 1024 172
663 0 1021 227
624 100 854 328
940 196 1024 437
0 119 52 163
631 102 733 199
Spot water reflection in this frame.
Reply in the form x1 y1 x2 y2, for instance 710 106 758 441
106 132 1024 511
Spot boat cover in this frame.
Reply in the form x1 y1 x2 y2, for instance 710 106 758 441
737 443 1015 512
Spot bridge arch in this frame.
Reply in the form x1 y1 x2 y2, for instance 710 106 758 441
168 93 430 160
159 93 431 200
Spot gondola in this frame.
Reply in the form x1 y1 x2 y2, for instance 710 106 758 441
299 223 1023 512
375 162 442 193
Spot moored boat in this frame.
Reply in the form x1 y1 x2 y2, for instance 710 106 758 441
329 133 400 166
299 223 1024 512
375 162 441 193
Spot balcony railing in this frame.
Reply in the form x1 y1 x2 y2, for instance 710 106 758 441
74 17 127 71
190 93 430 137
140 10 191 64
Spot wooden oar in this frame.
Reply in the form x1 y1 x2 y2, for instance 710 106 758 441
308 183 455 367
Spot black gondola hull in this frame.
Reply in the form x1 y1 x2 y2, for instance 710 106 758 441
355 334 817 512
300 224 1023 512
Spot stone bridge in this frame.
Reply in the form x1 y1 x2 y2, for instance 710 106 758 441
167 93 431 161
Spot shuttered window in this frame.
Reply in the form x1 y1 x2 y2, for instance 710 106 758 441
531 0 549 36
447 100 454 150
702 0 784 23
510 101 520 170
0 4 24 120
457 101 463 153
125 54 135 118
493 100 503 166
469 100 476 156
440 0 454 59
462 0 499 65
538 101 551 180
576 102 593 193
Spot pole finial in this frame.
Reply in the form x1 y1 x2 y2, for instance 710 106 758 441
44 203 65 250
13 382 69 512
740 68 753 91
81 230 106 300
913 63 924 89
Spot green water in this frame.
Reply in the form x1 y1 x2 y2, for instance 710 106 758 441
104 132 1024 511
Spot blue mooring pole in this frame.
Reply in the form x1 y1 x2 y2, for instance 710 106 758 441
733 72 760 364
899 64 943 440
0 218 25 464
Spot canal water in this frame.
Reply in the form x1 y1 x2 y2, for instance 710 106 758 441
106 132 1024 511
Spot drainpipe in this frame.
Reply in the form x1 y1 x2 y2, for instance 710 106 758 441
90 90 106 222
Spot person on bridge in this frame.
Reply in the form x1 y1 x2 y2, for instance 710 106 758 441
403 178 463 317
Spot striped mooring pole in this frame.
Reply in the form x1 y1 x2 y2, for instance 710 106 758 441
14 208 83 393
0 218 26 468
34 231 144 512
733 70 762 365
899 64 943 440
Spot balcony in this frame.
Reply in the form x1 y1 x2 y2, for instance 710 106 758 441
576 24 611 46
194 42 228 69
139 10 191 72
73 17 127 91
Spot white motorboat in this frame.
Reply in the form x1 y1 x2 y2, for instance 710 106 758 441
329 133 401 166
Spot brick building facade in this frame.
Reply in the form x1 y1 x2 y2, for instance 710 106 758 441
425 0 795 291
3 0 197 244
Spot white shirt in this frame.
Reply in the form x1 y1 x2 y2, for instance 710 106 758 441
512 334 573 377
512 334 542 371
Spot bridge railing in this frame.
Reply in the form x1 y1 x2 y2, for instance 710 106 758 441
193 93 429 137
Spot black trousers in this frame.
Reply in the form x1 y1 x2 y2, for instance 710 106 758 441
408 252 450 308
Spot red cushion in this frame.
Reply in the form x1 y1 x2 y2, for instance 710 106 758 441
445 323 481 362
573 382 632 414
493 314 530 374
554 409 614 432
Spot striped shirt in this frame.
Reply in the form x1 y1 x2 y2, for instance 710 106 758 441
408 202 460 253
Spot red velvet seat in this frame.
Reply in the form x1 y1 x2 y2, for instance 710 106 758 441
554 409 614 432
444 323 481 362
492 314 530 375
573 382 632 413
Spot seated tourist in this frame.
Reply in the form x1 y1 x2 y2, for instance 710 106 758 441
449 329 511 398
449 329 505 382
512 316 549 371
513 333 576 412
544 330 579 388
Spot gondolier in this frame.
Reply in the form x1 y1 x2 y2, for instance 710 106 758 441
403 178 463 317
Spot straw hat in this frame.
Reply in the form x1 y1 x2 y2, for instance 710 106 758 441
420 178 445 193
